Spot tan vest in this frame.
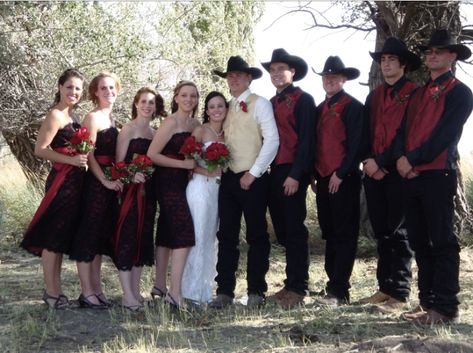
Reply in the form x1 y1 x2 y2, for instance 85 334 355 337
224 94 262 173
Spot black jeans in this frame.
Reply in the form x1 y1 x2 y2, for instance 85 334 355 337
215 171 270 298
316 172 361 301
405 170 460 317
364 172 413 301
269 164 310 295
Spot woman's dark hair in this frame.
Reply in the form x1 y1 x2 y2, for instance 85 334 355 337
131 86 168 120
171 80 199 117
88 71 121 106
202 91 228 123
53 68 86 105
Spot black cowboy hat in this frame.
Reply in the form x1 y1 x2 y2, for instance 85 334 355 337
261 48 308 81
313 56 360 80
212 56 263 80
418 29 471 61
370 37 422 71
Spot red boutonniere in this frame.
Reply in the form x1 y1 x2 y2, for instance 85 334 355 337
286 96 292 108
328 102 343 117
239 100 248 113
429 84 445 102
394 92 410 104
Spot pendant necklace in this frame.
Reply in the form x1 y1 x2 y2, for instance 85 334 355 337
208 125 223 138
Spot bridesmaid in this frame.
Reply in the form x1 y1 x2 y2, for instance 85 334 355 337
69 72 123 308
21 68 87 309
113 87 167 311
147 81 200 308
182 91 228 304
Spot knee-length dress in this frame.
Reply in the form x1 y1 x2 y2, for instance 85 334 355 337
154 132 195 249
70 127 119 262
113 138 156 270
20 122 85 256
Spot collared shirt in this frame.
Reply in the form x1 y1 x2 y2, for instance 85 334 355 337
232 89 279 177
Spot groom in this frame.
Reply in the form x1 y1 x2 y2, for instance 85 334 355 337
210 56 279 308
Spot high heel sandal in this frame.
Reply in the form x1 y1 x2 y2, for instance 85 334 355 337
78 294 107 309
164 292 180 310
96 292 113 308
42 291 69 310
150 286 167 300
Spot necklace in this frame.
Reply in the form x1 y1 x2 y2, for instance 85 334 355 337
207 125 223 138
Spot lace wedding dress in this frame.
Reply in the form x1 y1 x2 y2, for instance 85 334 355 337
182 142 219 304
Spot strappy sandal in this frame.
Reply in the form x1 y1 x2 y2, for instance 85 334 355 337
96 292 113 308
78 294 107 309
164 292 180 310
150 286 167 300
42 291 69 310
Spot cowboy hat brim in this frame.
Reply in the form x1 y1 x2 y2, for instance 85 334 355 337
418 43 472 61
261 56 308 81
312 67 360 81
369 50 422 71
212 68 263 80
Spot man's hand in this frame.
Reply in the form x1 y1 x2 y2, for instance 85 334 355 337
396 156 413 178
240 172 256 190
371 169 386 181
283 176 299 196
363 158 379 177
328 172 342 194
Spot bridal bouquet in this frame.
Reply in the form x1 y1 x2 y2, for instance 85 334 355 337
69 127 95 154
179 136 203 160
203 142 230 173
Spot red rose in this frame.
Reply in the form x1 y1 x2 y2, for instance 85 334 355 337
239 101 248 112
70 135 81 145
116 161 127 169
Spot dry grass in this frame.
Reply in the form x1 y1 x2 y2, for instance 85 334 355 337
1 158 473 353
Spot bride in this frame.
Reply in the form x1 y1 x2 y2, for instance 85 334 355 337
182 91 228 304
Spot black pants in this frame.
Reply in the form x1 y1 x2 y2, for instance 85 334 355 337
364 172 413 301
268 164 310 295
316 172 361 301
405 170 460 317
215 171 270 298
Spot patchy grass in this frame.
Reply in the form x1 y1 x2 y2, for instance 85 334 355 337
1 158 473 353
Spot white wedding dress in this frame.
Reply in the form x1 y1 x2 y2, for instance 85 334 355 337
182 142 219 304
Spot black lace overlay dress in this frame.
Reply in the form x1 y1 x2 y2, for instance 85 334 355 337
113 138 157 270
154 132 195 249
21 122 85 257
70 127 119 262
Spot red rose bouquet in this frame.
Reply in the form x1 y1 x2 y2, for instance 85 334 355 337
179 136 203 159
69 127 94 154
203 142 231 173
105 161 133 184
128 154 155 180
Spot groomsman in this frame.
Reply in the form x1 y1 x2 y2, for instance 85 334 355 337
261 48 316 308
360 37 421 313
313 56 365 307
396 29 472 324
210 56 279 308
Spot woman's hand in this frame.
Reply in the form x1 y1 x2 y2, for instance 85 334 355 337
132 172 146 184
182 159 196 170
102 179 123 192
71 153 89 168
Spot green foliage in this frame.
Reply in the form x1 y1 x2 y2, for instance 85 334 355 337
154 1 264 104
0 1 262 186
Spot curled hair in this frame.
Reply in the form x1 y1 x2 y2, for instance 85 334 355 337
202 91 228 123
131 86 168 120
53 68 85 106
88 71 121 106
171 80 199 118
